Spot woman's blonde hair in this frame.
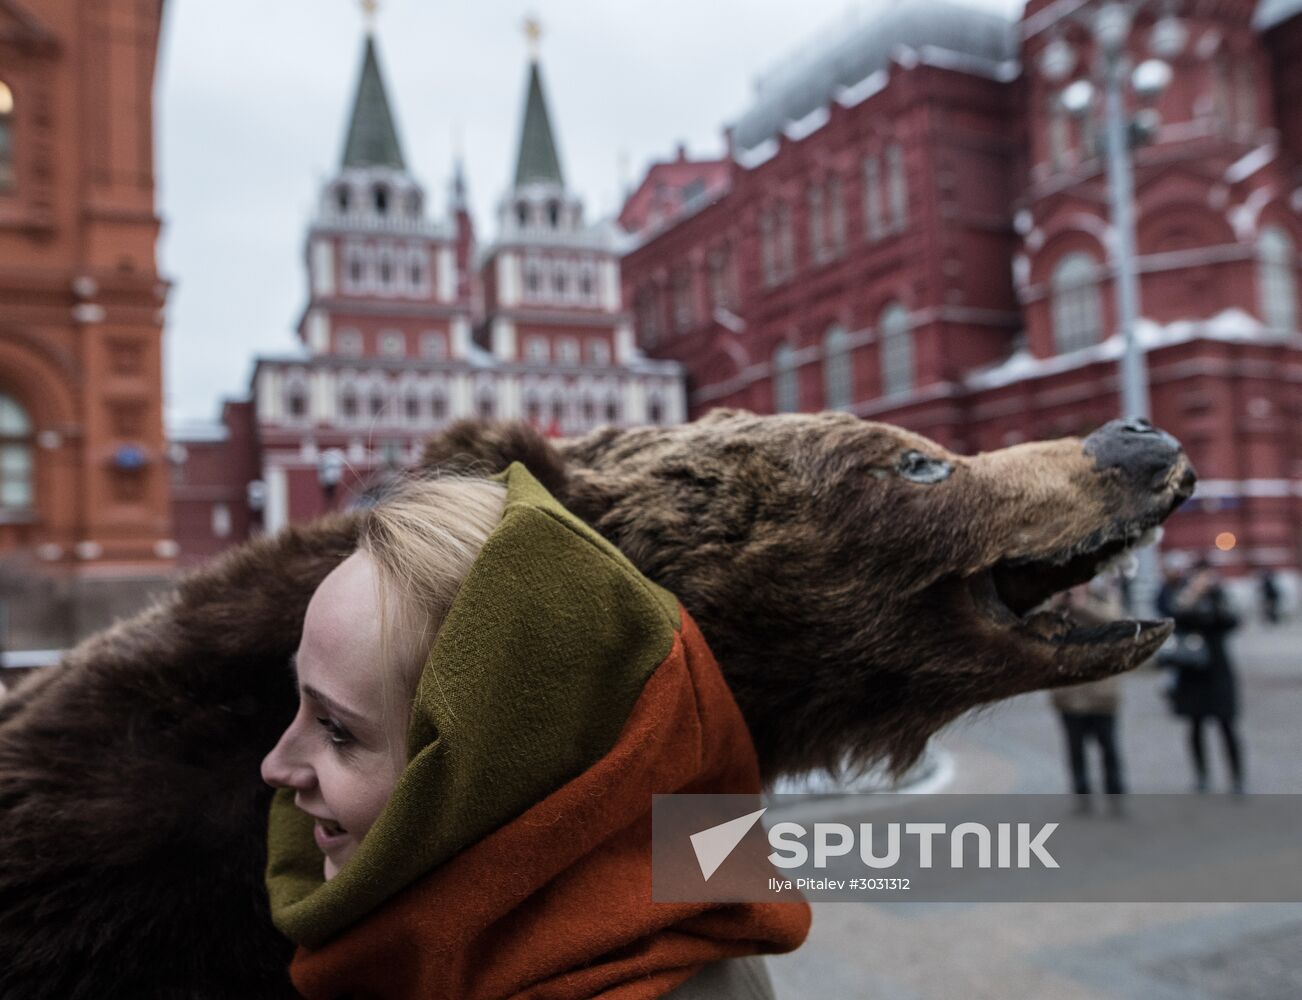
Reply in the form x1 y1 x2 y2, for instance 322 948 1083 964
356 474 507 759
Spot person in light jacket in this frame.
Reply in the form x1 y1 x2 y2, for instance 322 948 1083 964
1048 582 1127 813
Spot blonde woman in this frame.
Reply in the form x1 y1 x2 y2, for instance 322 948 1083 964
261 464 808 999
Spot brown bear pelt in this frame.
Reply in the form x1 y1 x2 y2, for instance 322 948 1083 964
0 410 1193 999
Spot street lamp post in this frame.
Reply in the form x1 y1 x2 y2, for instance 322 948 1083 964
318 448 346 511
1048 2 1181 617
1096 5 1148 425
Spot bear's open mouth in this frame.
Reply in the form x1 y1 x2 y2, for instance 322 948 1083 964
968 520 1171 669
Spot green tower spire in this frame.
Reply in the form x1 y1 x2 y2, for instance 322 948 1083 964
341 34 406 170
512 58 565 188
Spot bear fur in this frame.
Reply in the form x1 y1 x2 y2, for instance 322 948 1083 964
0 410 1194 999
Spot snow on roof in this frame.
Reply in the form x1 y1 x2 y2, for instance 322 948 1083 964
730 0 1018 152
1225 142 1277 184
1255 0 1302 29
964 309 1283 391
734 137 780 170
167 418 229 443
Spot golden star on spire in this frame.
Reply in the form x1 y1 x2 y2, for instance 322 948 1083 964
523 14 542 58
361 0 379 25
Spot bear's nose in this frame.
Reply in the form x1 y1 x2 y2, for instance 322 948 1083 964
1083 417 1190 493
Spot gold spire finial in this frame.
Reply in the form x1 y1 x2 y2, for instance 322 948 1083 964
523 14 542 59
361 0 379 26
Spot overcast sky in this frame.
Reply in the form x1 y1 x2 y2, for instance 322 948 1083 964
157 0 1021 429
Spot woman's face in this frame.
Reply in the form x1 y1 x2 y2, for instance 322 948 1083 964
260 551 410 881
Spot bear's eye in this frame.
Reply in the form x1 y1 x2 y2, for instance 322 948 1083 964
898 450 952 484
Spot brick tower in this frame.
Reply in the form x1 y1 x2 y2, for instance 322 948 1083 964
0 0 172 648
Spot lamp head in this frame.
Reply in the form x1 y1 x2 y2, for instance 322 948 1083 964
1132 58 1173 101
1149 15 1187 59
1061 79 1096 117
1093 4 1133 56
1039 37 1076 83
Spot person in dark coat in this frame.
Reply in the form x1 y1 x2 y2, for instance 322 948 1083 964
1258 569 1280 625
1155 563 1185 619
1169 563 1244 793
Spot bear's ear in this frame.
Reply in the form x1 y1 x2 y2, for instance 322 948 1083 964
419 420 570 496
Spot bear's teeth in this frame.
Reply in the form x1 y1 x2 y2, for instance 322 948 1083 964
1135 526 1163 549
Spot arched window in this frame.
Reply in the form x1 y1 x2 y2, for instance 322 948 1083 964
337 329 363 357
773 342 799 413
524 256 542 297
525 336 549 364
1051 253 1103 352
0 392 33 509
879 303 913 396
760 209 778 285
420 332 447 361
863 155 883 241
548 200 561 227
776 202 795 278
0 81 13 192
886 143 908 230
285 383 308 419
1258 227 1298 334
338 386 359 420
647 394 664 424
823 325 852 410
827 176 846 256
636 286 660 347
1235 60 1257 131
373 184 389 215
477 388 495 420
807 183 825 263
335 184 350 213
587 339 611 366
1213 53 1233 132
672 266 693 332
1047 92 1070 170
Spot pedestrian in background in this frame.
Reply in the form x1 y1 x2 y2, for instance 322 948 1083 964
1049 581 1127 814
1165 560 1245 794
1258 569 1280 625
1155 560 1186 619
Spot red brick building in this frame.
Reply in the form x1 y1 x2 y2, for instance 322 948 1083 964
0 0 173 647
621 0 1302 581
171 31 684 561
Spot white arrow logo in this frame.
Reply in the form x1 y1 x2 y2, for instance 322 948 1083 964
689 807 768 881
